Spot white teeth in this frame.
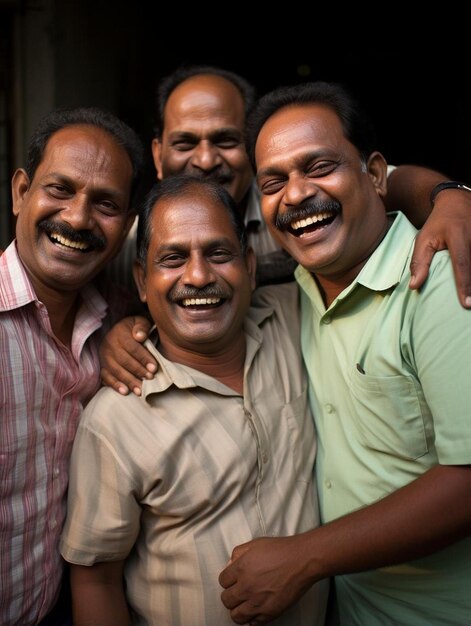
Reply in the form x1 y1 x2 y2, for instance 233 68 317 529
50 233 89 250
291 212 333 231
182 297 221 306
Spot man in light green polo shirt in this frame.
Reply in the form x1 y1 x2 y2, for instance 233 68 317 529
218 82 471 626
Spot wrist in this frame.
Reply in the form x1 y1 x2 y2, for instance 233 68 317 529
430 181 471 205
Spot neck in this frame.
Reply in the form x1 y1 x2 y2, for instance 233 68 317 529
159 333 246 394
315 218 391 307
29 277 80 347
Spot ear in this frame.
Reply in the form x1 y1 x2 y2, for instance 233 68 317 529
123 210 137 240
151 138 164 181
132 259 147 304
366 151 388 198
245 246 257 292
11 169 30 217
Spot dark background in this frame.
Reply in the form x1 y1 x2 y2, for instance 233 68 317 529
1 2 470 247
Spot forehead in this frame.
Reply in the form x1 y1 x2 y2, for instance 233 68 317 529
255 103 347 167
151 188 238 245
39 125 130 174
164 75 245 131
35 125 133 193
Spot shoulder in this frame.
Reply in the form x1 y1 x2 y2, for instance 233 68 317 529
251 283 300 312
81 386 143 432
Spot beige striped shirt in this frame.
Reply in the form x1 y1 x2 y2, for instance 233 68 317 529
60 283 327 625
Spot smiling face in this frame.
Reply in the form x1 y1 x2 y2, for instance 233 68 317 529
133 185 256 357
255 103 388 283
152 74 254 208
12 124 135 300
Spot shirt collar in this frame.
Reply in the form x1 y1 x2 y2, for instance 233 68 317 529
141 300 275 401
0 240 108 320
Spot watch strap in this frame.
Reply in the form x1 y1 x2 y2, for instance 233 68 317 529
430 181 471 205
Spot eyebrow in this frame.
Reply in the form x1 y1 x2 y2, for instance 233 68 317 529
44 172 128 201
168 127 243 140
155 236 238 255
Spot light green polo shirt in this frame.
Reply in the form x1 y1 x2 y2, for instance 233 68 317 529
296 211 471 626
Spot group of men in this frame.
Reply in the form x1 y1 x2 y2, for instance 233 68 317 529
1 65 470 626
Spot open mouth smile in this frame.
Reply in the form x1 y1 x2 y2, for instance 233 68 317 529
48 232 92 252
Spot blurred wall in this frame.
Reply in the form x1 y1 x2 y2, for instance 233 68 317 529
1 1 469 249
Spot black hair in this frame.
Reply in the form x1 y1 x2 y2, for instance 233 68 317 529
154 65 256 138
25 106 144 207
246 81 378 170
136 174 248 266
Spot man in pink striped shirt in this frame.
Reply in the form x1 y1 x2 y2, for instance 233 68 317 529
0 107 143 626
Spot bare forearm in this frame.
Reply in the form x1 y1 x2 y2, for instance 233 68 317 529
307 464 471 580
220 465 471 624
70 563 131 626
385 164 446 227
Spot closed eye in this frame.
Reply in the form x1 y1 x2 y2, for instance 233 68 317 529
259 178 286 195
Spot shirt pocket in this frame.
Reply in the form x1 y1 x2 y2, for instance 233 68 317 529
347 367 428 460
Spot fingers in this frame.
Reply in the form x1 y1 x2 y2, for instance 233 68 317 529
409 230 442 291
99 316 158 396
100 351 148 396
410 230 471 308
446 234 471 309
132 315 153 342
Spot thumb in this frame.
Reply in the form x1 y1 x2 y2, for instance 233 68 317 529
132 316 152 342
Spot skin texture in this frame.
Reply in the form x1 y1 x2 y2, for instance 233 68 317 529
69 185 258 625
11 125 135 344
254 103 389 304
99 76 471 395
152 74 254 208
133 185 256 391
217 102 471 625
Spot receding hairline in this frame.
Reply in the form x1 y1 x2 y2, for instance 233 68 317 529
165 73 246 108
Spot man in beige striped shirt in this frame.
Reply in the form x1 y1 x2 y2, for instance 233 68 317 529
60 175 328 626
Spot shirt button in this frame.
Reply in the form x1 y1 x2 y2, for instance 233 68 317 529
325 480 332 489
325 404 334 414
323 316 331 325
261 452 268 464
53 467 60 477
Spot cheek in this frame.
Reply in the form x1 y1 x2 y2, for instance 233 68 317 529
260 197 278 224
165 151 191 172
227 149 248 170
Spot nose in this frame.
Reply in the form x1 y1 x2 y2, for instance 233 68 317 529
191 141 222 172
182 253 215 288
61 194 95 230
283 175 317 208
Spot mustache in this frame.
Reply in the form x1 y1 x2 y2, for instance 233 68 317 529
169 285 230 303
38 219 106 251
275 197 341 230
187 168 234 187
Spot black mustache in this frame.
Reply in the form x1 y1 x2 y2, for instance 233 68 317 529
187 169 234 187
39 219 106 251
169 286 229 302
275 198 341 230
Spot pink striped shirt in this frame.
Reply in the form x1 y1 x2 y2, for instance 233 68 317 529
0 241 109 626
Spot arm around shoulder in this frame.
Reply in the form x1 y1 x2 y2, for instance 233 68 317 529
386 164 471 308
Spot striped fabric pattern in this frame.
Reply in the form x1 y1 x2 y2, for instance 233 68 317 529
0 242 108 626
61 283 328 626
